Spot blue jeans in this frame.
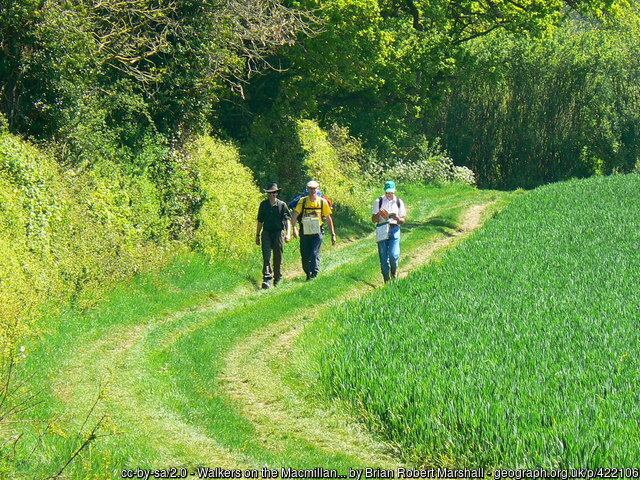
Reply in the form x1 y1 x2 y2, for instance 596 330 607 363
377 224 401 277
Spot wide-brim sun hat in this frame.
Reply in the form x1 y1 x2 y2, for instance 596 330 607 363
264 183 281 193
306 180 320 189
385 180 396 192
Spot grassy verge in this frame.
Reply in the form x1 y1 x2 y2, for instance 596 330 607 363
3 183 508 478
4 255 251 478
315 174 640 467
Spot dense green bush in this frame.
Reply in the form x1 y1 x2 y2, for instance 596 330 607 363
0 129 65 357
237 115 307 199
0 128 175 356
187 135 261 258
297 119 369 209
0 129 265 359
363 138 476 186
240 116 370 213
432 16 640 188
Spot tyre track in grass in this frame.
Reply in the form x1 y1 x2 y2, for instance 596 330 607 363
53 289 258 469
52 235 385 471
220 201 495 466
51 195 497 473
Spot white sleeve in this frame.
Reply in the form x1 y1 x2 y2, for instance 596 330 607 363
399 199 407 218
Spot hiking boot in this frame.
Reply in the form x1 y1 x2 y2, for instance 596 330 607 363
390 267 397 279
382 272 390 283
274 278 281 287
261 279 271 289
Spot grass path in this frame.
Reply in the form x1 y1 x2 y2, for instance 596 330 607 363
220 201 497 470
22 185 510 477
54 315 250 469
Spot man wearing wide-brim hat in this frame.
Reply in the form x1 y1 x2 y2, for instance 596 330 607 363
256 183 292 289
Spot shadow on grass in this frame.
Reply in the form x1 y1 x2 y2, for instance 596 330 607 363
402 216 458 235
345 275 378 290
331 204 372 239
245 275 261 290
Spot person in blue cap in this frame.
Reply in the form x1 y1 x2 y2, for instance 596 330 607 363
372 180 406 283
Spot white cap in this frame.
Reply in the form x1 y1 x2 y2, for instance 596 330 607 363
306 180 320 188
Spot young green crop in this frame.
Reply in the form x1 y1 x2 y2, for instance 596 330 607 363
319 174 640 467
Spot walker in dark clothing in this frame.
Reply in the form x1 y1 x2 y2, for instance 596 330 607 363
261 229 285 283
256 189 291 288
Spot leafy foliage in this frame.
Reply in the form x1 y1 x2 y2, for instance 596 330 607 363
2 0 632 188
0 127 174 354
239 116 370 210
236 0 620 163
432 14 640 188
0 128 261 359
0 0 316 154
297 119 369 208
0 128 65 357
187 136 261 258
364 138 476 185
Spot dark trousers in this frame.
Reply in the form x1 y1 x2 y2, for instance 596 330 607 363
261 230 284 281
300 233 323 278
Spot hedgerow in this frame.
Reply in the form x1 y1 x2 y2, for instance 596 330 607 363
0 129 260 360
188 135 261 258
297 119 370 212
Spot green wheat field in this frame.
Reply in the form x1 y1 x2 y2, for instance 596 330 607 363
317 174 640 467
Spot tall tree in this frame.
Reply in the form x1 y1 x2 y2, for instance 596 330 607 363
0 0 316 155
233 0 621 160
432 11 640 188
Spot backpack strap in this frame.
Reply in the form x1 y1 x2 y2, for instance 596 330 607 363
302 196 325 218
379 196 401 209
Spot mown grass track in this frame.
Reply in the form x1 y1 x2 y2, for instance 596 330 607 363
8 184 509 478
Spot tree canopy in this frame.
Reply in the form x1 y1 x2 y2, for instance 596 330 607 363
1 0 635 186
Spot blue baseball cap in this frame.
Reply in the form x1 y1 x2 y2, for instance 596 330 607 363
385 180 396 192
